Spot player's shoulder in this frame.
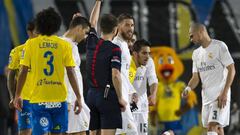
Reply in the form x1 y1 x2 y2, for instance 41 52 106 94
192 47 201 58
10 44 25 55
111 42 121 50
212 39 229 52
112 36 125 47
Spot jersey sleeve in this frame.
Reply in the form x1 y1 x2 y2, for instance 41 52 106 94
8 49 19 69
192 51 198 73
219 42 234 66
63 43 76 67
146 58 158 85
20 43 31 67
111 46 122 71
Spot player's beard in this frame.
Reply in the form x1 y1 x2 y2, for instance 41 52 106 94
121 30 133 41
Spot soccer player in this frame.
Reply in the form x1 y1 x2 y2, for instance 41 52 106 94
129 39 158 135
13 7 82 135
182 23 235 135
112 13 138 135
62 15 91 135
7 20 37 135
86 0 127 135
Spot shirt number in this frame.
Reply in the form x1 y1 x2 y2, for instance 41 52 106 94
43 51 54 76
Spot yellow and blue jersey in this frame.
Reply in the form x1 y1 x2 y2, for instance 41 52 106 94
8 43 33 100
21 35 75 103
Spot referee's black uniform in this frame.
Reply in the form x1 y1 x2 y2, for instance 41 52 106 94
86 27 122 130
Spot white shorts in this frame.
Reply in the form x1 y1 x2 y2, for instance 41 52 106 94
66 102 90 133
116 104 138 135
202 101 230 128
133 112 148 135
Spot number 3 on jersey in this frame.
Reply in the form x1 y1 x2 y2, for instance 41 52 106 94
44 51 54 76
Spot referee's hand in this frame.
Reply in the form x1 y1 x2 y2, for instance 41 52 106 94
74 99 82 114
118 98 127 112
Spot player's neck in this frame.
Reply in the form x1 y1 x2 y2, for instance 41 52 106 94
202 37 212 48
133 57 140 67
63 31 76 42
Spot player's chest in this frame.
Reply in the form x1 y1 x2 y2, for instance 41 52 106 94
195 50 220 68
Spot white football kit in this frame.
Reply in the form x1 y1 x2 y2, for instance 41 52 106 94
192 39 234 127
113 36 138 134
62 37 90 133
132 57 158 135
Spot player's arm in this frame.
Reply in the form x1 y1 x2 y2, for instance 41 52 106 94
148 82 158 106
218 63 235 108
187 72 200 90
89 0 102 29
182 72 199 98
7 69 16 100
222 63 235 94
66 66 82 114
14 65 29 111
147 58 158 105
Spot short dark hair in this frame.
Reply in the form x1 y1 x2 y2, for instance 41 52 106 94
27 19 35 32
117 13 134 24
132 39 151 53
69 16 90 29
100 14 118 34
36 7 61 36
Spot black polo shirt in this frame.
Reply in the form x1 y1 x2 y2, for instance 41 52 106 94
86 28 121 89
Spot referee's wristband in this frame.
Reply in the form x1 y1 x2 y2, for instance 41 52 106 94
184 86 191 92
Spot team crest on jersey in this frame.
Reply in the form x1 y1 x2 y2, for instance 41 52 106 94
208 52 213 59
40 117 49 127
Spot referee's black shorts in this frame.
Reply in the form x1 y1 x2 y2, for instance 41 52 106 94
87 88 122 130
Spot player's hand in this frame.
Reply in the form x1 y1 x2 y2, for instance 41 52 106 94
181 90 189 98
148 94 156 106
182 86 191 98
162 130 175 135
131 93 138 103
9 98 15 109
72 12 82 19
217 92 227 109
13 97 23 111
74 99 82 114
118 98 127 112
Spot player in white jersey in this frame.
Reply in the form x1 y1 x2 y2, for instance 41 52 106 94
62 15 91 135
182 23 235 135
130 39 158 135
112 13 138 134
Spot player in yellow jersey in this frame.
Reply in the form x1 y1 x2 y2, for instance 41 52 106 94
7 20 37 135
13 7 83 135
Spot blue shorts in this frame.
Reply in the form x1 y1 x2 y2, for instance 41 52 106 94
87 88 122 130
158 121 182 135
31 102 68 135
17 100 32 131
